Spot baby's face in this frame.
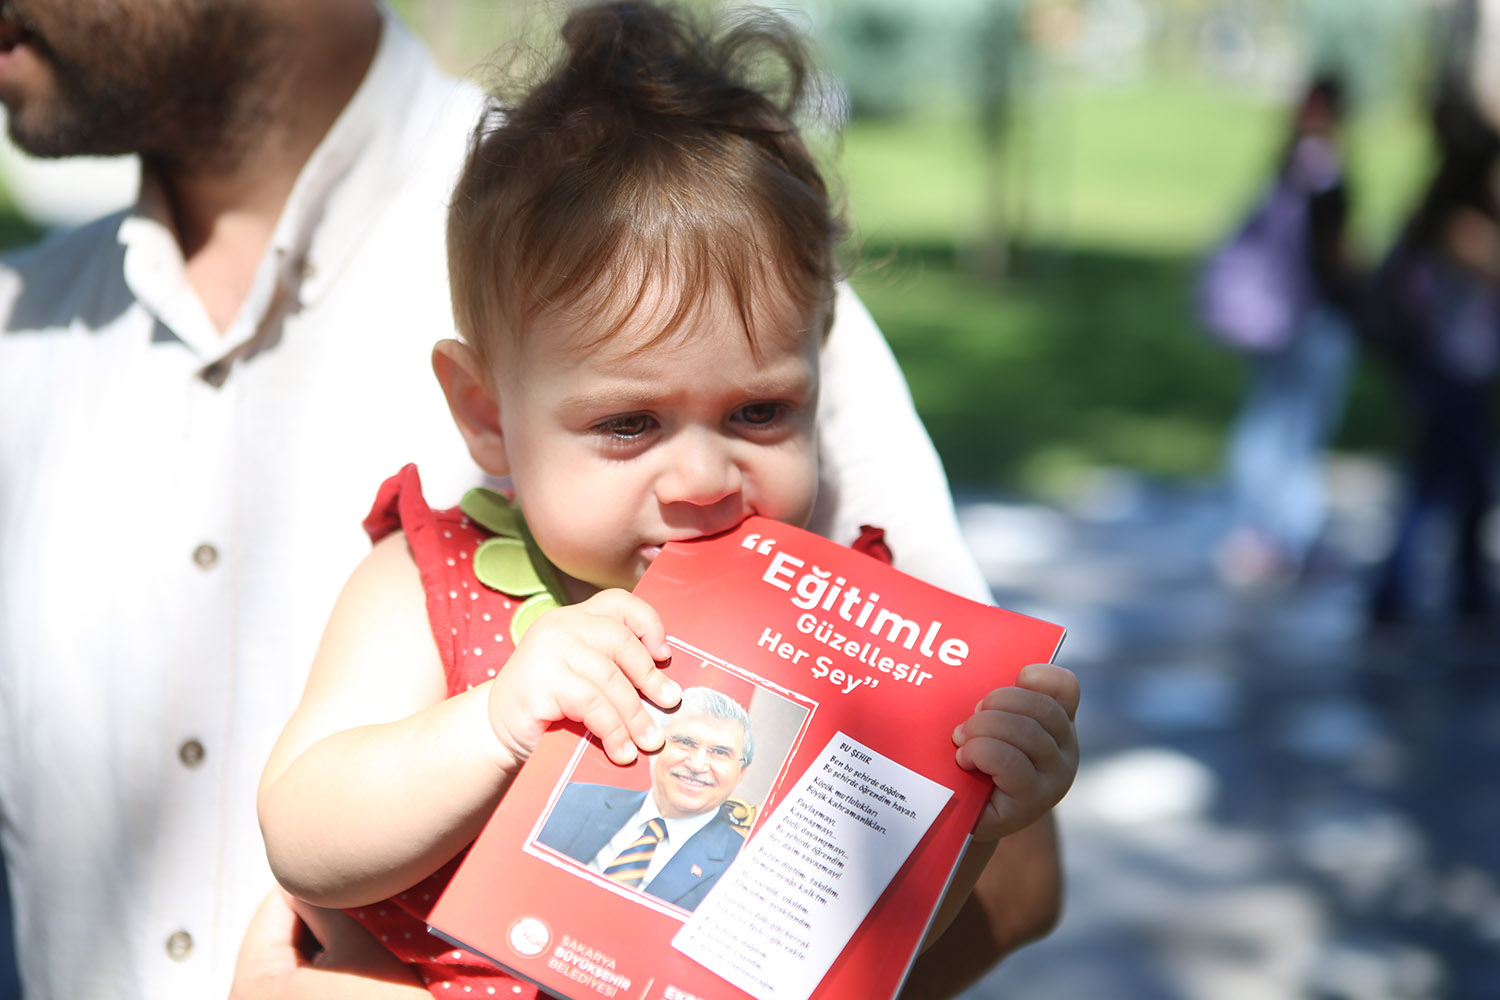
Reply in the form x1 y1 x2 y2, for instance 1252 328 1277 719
493 280 821 600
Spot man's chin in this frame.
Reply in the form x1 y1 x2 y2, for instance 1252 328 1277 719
3 105 106 160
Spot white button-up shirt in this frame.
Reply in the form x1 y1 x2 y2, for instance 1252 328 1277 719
0 10 988 1000
0 13 488 999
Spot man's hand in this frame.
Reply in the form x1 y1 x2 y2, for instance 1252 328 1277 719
229 889 424 1000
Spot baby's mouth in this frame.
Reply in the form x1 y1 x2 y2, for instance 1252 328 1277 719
647 518 751 557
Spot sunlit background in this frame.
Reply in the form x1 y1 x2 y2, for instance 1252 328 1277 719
358 0 1435 497
2 2 1497 999
0 0 1442 495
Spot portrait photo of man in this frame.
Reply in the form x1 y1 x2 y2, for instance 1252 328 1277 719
534 686 756 912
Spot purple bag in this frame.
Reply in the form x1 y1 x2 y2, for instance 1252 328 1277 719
1194 176 1312 352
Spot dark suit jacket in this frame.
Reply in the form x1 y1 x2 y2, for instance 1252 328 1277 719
534 782 744 912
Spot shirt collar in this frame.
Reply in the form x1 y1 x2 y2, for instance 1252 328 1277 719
115 6 456 367
287 7 443 306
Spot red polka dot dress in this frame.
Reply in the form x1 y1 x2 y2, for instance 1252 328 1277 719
348 464 548 998
339 465 890 996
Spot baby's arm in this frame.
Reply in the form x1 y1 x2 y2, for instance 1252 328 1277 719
257 533 677 909
258 532 516 908
912 662 1080 985
898 816 1063 1000
231 889 427 1000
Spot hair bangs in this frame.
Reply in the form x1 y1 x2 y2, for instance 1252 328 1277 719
508 141 832 362
447 1 845 375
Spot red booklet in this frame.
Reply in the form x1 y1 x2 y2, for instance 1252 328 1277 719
428 516 1065 1000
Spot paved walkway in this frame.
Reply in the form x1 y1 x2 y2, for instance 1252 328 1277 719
956 461 1500 1000
2 461 1492 1000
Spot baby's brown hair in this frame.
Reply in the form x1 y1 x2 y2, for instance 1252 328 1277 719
447 0 844 370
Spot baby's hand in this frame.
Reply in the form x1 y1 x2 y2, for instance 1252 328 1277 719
953 662 1080 842
487 589 681 770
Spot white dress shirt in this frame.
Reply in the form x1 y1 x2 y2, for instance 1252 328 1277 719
0 13 488 999
0 9 987 1000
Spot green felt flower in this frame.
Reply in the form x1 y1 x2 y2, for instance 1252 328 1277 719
459 488 570 644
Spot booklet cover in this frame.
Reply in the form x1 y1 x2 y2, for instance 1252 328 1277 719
428 516 1065 1000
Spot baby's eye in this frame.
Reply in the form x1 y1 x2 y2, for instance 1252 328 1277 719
599 414 655 438
737 403 784 426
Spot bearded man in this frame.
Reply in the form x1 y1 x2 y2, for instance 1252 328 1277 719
0 3 1061 999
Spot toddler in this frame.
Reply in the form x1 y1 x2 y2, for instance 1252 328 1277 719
257 2 1080 995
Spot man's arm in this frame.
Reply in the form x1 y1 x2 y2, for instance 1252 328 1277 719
232 816 1062 1000
229 890 427 1000
898 815 1063 1000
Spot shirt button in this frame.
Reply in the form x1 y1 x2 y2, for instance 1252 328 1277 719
199 359 232 387
165 929 193 960
192 544 218 569
178 739 205 768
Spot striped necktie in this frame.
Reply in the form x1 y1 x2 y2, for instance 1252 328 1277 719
602 817 668 887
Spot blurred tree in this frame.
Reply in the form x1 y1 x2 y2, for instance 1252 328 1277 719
1469 0 1500 129
1299 0 1427 108
974 0 1029 274
388 0 543 76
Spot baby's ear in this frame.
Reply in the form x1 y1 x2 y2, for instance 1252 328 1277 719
432 340 509 476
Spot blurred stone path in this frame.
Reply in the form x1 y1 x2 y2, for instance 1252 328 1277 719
1 461 1493 1000
956 461 1500 1000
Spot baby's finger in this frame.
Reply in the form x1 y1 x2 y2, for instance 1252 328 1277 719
574 615 677 736
558 658 652 764
972 793 1030 843
968 686 1074 750
1015 663 1080 719
580 590 680 709
582 589 672 661
558 632 671 757
958 738 1041 800
954 716 1062 779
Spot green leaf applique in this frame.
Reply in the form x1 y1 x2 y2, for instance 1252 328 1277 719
460 488 568 643
472 537 548 597
458 487 521 538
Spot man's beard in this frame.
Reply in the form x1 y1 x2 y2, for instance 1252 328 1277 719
4 1 276 174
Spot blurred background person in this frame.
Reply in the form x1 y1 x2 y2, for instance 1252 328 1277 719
1366 84 1500 626
1208 73 1363 588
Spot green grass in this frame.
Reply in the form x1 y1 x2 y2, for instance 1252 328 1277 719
0 180 41 252
842 75 1430 255
850 242 1241 494
841 75 1430 494
0 69 1426 498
